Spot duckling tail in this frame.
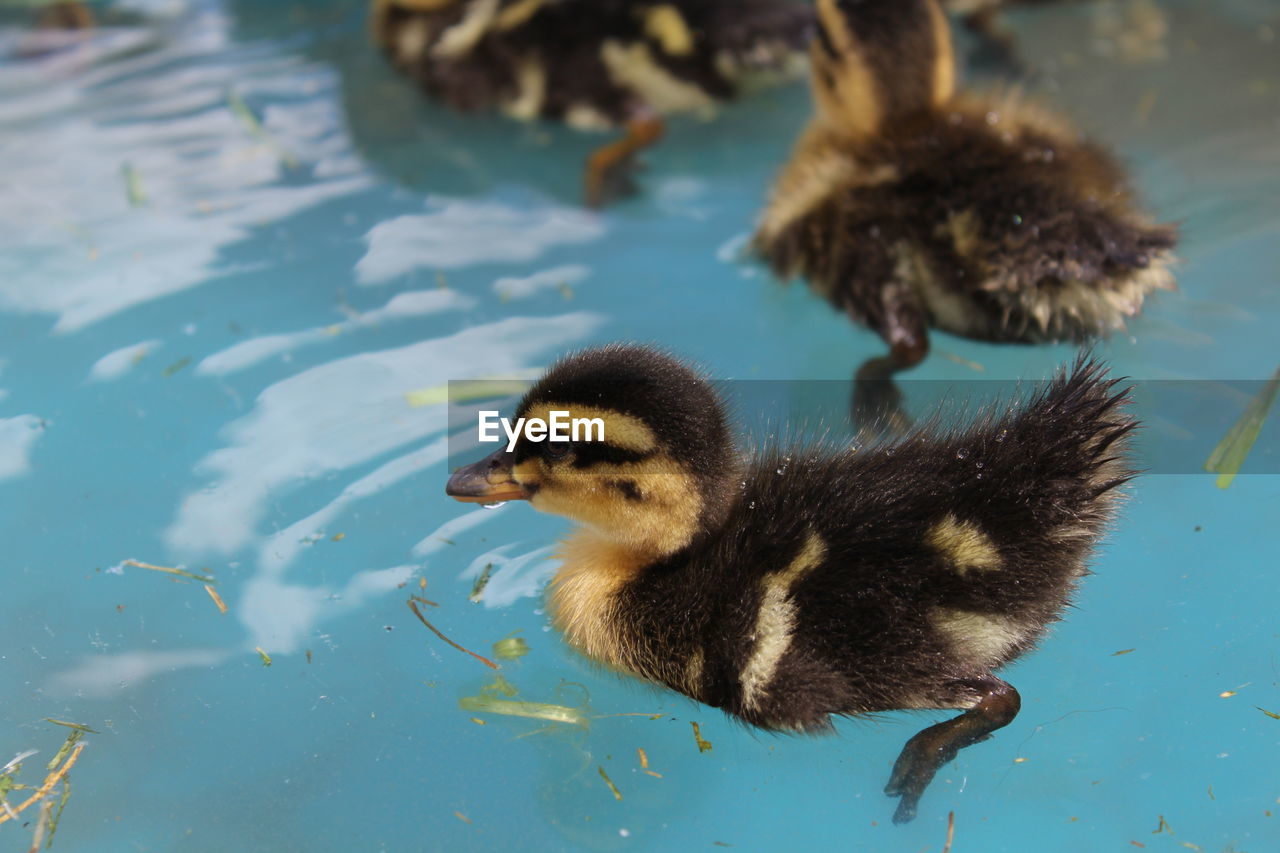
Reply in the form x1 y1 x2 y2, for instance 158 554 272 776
1024 354 1138 502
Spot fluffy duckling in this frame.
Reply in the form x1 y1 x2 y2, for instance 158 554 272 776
371 0 811 205
753 0 1175 427
446 344 1135 824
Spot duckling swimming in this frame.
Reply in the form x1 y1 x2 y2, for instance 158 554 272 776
371 0 811 205
446 344 1135 823
753 0 1175 428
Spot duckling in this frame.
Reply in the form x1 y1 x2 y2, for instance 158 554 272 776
753 0 1175 429
446 344 1135 824
370 0 811 206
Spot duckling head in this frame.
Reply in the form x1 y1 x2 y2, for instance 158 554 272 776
446 345 738 559
811 0 956 137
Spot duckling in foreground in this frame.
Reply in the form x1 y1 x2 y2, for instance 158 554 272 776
446 344 1135 823
371 0 811 206
754 0 1175 428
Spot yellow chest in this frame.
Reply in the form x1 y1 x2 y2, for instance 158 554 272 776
547 533 646 674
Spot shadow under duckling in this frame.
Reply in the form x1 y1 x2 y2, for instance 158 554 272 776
370 0 812 206
753 0 1175 432
446 344 1136 824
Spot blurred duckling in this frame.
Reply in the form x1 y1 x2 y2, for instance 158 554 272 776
753 0 1175 429
446 344 1135 824
371 0 811 205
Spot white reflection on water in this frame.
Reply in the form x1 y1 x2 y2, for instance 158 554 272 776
47 647 232 699
167 313 602 556
355 197 604 285
197 289 476 376
88 339 164 382
0 415 45 481
0 6 371 333
493 264 591 301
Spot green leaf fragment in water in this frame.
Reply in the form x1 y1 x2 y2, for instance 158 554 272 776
1205 368 1280 488
121 163 146 207
46 731 82 773
468 563 494 603
492 636 529 660
691 721 712 753
480 674 519 698
1258 706 1280 720
44 719 98 734
162 357 191 378
458 696 588 728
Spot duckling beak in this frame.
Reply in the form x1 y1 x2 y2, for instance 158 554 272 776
446 448 529 504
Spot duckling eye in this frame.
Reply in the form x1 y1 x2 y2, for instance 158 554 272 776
543 441 572 461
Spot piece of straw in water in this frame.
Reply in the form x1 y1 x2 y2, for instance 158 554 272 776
1112 648 1136 656
28 797 53 853
0 742 85 828
331 532 345 541
458 696 587 727
938 350 985 372
637 747 649 769
469 563 494 603
162 356 191 378
1152 815 1173 835
942 811 956 853
597 766 623 801
121 559 215 584
492 635 529 660
205 584 228 614
453 811 471 824
691 721 712 753
44 719 97 735
256 647 272 667
1257 706 1280 720
407 599 498 669
1204 368 1280 488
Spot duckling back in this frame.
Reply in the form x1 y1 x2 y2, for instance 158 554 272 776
372 0 812 128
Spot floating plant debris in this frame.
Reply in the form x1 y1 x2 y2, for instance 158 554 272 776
1152 815 1173 835
1204 368 1280 488
121 162 146 207
480 674 518 698
256 647 272 667
458 696 588 727
227 90 299 169
120 559 215 584
597 766 623 801
161 356 191 378
691 722 712 753
407 599 498 670
469 563 494 603
204 585 228 614
0 732 86 831
942 811 956 853
43 720 96 735
637 748 649 769
1257 707 1280 720
1111 648 1136 656
492 634 529 660
331 533 345 542
404 380 531 409
453 811 471 824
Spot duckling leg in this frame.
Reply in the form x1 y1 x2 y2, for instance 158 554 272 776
851 301 929 436
885 676 1021 824
583 111 666 208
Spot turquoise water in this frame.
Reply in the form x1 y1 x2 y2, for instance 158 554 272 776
1 1 1277 851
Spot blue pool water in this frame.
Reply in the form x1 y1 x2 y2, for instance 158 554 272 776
1 1 1277 851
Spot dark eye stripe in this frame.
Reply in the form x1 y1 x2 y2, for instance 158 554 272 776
570 443 653 468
